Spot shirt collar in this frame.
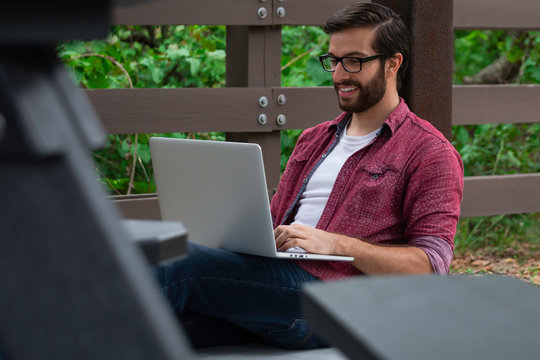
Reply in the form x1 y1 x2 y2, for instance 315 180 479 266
329 97 410 137
383 97 410 135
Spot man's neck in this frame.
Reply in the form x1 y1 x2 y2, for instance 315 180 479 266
347 93 400 136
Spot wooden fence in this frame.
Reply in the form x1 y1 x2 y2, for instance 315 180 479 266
90 0 540 220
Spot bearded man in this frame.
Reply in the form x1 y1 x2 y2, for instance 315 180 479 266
155 2 464 350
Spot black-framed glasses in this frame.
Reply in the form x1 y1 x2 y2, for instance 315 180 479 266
319 53 385 73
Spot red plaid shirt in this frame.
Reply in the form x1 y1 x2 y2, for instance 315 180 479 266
271 99 464 280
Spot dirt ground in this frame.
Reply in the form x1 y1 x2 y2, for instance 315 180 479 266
450 243 540 286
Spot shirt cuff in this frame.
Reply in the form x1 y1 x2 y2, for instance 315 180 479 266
408 236 453 274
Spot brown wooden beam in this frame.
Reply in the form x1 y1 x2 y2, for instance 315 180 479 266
86 86 340 133
461 174 540 217
110 194 161 220
113 0 540 30
272 0 360 26
271 87 340 130
113 0 363 26
454 0 540 30
113 0 272 25
87 84 540 135
111 173 540 220
86 88 271 134
453 85 540 125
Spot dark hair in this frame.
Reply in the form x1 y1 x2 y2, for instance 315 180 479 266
324 2 410 90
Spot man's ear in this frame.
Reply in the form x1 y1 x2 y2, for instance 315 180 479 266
386 53 403 77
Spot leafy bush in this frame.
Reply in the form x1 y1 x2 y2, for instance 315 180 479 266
58 26 227 194
60 25 227 89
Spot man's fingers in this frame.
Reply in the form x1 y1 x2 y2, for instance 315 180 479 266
278 237 305 252
274 226 288 248
274 225 305 248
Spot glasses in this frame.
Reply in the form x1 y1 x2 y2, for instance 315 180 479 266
319 53 385 73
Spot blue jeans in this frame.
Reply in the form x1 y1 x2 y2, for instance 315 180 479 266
153 242 326 349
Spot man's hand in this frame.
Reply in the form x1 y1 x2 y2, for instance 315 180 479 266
274 224 434 274
274 224 339 255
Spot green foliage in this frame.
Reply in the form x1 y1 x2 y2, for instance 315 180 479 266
58 25 227 194
451 123 540 176
281 26 332 87
453 30 540 84
453 30 503 84
454 213 540 255
59 25 226 89
519 31 540 83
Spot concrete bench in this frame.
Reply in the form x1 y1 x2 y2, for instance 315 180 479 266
303 275 540 360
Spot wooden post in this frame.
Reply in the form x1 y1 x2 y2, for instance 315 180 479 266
377 0 454 139
226 25 282 192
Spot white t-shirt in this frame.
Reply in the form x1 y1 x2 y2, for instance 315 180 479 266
292 125 380 228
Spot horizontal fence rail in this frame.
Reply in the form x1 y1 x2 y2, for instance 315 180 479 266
114 0 540 29
453 85 540 125
113 0 354 26
461 174 540 218
111 171 540 220
111 194 161 220
454 0 540 30
89 85 540 133
87 87 342 134
88 88 272 134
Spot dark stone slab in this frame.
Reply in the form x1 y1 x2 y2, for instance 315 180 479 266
122 219 188 265
303 275 540 360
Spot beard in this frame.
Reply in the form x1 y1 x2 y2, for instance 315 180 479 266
334 63 386 114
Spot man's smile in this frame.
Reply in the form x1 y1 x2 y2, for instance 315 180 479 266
335 83 360 98
338 87 358 97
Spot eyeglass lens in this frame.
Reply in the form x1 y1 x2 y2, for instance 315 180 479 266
322 57 362 72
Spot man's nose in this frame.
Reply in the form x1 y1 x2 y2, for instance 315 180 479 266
332 61 349 82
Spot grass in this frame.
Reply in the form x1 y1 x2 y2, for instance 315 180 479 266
451 215 540 286
454 213 540 255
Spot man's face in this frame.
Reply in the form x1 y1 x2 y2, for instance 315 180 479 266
328 27 387 113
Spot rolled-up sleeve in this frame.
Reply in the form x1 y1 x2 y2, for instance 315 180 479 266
409 235 453 274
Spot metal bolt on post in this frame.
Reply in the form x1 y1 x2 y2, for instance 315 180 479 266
258 96 269 108
257 7 268 19
258 114 268 125
276 114 286 126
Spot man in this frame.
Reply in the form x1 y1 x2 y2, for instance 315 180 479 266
155 2 463 350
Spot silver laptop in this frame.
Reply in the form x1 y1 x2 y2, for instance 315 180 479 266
149 137 353 261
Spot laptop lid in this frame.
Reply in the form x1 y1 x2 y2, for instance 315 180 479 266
149 137 278 257
149 137 353 262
